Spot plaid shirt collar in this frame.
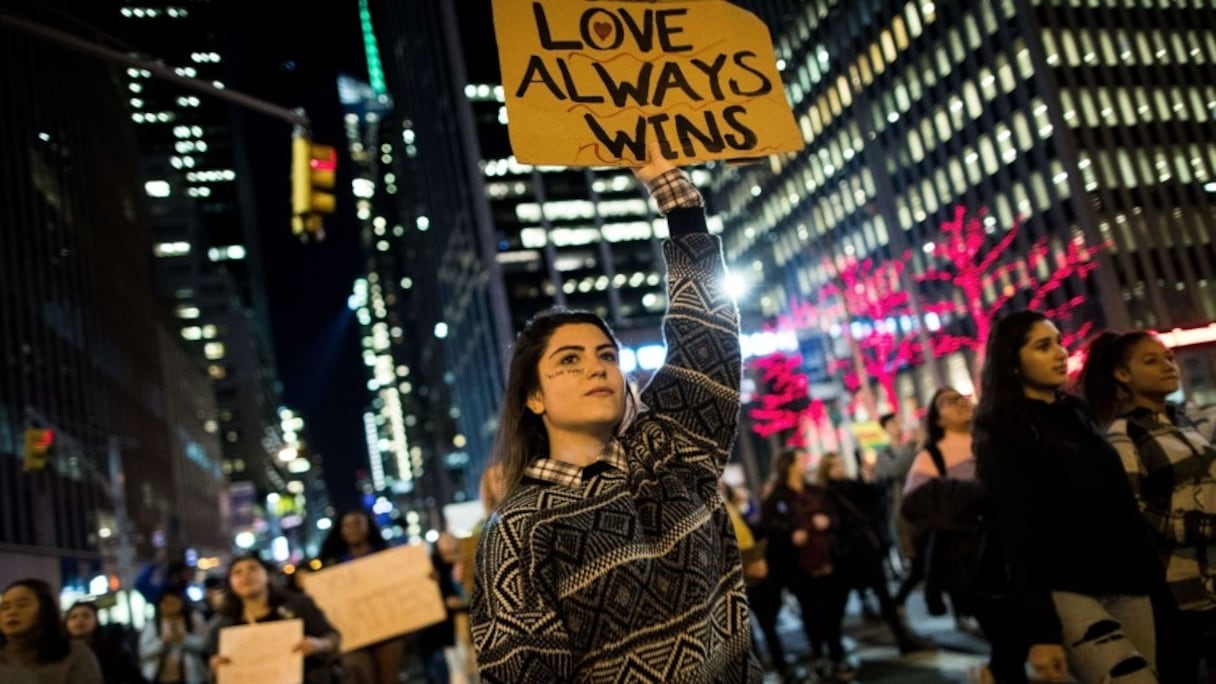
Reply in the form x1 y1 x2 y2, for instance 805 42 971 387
523 440 628 489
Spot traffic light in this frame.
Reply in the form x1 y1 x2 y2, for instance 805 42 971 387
23 427 53 472
291 133 337 240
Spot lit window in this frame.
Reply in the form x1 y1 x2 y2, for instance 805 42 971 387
145 180 171 197
154 242 191 257
204 342 225 360
181 327 202 341
176 306 200 319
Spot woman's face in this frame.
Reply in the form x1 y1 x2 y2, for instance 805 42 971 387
823 457 847 481
341 513 370 546
934 388 974 431
64 606 97 638
526 323 625 441
784 453 808 486
1018 320 1069 394
159 593 184 617
228 559 269 600
1117 337 1179 399
0 586 41 639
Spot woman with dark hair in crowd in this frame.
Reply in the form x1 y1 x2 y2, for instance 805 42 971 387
0 578 102 683
207 554 340 684
901 388 984 630
762 448 850 680
974 310 1161 683
316 509 399 684
64 601 146 684
138 590 207 683
901 387 1024 682
818 452 927 656
471 150 759 682
1080 330 1216 683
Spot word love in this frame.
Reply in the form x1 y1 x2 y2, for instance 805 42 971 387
493 0 804 165
533 3 693 53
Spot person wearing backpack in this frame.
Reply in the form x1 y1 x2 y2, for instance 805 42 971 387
902 387 1025 683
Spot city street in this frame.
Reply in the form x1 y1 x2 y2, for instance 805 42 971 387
760 589 991 684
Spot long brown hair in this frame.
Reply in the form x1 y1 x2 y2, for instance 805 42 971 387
1 579 71 664
491 307 630 498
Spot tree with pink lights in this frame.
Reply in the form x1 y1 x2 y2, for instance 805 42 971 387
819 253 922 414
916 205 1106 372
748 352 828 448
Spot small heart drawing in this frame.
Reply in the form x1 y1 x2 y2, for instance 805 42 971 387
593 21 612 40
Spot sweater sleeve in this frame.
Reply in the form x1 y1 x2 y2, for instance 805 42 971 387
470 515 574 683
978 436 1063 645
631 172 740 477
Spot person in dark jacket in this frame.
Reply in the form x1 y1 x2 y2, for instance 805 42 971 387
819 452 928 656
762 448 851 680
973 311 1161 683
316 509 401 684
207 554 340 684
64 602 147 684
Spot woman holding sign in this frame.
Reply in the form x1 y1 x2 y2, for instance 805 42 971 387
206 554 341 684
471 149 760 682
316 510 406 684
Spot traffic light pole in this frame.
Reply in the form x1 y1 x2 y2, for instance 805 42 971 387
0 11 310 129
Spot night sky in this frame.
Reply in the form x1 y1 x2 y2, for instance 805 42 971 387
225 1 369 509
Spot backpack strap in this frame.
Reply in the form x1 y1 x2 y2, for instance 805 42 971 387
926 442 948 478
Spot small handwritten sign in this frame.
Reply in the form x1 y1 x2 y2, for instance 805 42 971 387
217 619 303 684
299 544 446 653
492 0 804 166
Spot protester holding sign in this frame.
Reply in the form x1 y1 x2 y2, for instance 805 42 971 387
315 509 406 684
470 146 759 682
206 554 340 684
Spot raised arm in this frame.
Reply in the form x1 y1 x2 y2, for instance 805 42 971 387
632 163 741 473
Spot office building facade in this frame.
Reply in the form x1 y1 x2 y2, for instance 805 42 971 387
0 1 226 597
115 1 297 494
712 0 1216 413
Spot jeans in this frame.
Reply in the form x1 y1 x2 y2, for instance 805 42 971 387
1051 591 1157 684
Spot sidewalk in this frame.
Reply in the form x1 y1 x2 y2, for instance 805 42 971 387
760 588 992 683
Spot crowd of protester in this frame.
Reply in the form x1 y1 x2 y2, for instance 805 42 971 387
730 312 1215 684
0 513 468 684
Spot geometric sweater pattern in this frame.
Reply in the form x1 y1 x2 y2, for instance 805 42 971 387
471 233 762 683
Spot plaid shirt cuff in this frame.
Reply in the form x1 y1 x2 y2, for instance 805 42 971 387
643 168 704 214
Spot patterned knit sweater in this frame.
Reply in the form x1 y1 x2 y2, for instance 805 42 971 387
471 212 759 682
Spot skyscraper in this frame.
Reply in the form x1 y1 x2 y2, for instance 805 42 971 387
712 0 1216 411
114 1 295 496
0 0 225 599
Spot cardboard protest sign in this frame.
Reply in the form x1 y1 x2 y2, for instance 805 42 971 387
298 544 445 653
492 0 804 166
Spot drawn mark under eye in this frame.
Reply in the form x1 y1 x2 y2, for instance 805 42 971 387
545 368 585 380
